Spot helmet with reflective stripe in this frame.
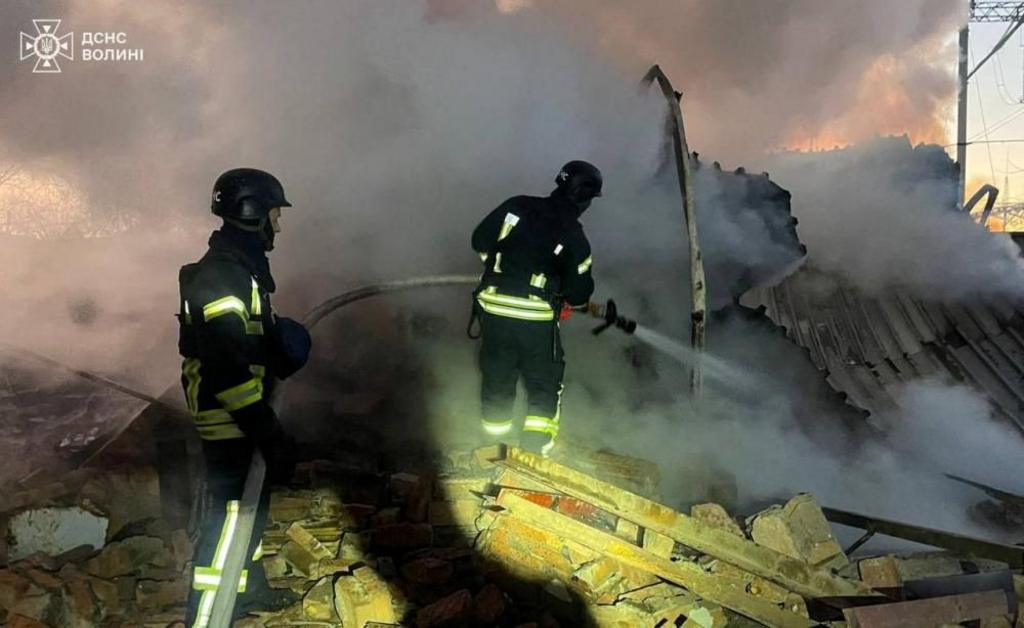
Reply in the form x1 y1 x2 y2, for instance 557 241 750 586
211 168 291 222
555 160 603 206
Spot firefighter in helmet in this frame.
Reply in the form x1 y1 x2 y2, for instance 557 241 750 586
178 168 311 625
471 161 600 456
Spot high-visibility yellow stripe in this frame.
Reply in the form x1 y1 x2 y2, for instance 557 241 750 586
554 244 564 255
193 567 248 592
194 590 215 627
193 500 241 608
196 423 246 441
192 408 232 425
202 295 263 335
478 301 555 321
183 300 193 325
183 358 202 415
497 212 520 241
529 273 547 289
523 415 559 436
577 256 593 274
252 541 264 561
203 296 247 321
250 278 261 317
479 252 489 262
214 377 263 412
479 289 553 311
481 419 513 435
493 252 503 273
192 424 242 438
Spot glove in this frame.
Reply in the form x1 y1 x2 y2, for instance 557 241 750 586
271 316 312 379
559 301 573 321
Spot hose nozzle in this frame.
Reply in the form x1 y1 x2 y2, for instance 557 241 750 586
591 299 637 335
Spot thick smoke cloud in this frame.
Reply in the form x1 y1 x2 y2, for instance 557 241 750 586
1 1 1019 542
758 139 1024 301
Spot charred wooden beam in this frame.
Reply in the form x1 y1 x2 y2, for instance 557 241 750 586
492 446 879 601
821 506 1024 570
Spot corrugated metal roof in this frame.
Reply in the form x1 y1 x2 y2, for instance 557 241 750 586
741 268 1024 433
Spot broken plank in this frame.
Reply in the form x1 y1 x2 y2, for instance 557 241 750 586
821 506 1024 570
493 446 878 601
495 490 817 628
842 589 1009 627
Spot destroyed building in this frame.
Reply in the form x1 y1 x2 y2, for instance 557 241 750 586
2 134 1024 627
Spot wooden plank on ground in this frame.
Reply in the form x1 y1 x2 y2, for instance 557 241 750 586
842 590 1009 627
495 490 817 628
493 446 878 601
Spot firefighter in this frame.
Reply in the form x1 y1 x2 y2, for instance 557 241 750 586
178 168 312 626
471 160 600 456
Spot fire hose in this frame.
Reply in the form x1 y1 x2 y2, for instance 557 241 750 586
208 279 644 625
208 274 480 626
9 275 638 626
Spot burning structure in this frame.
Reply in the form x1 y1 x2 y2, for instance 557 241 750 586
2 1 1024 627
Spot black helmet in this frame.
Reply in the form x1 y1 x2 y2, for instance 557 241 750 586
555 160 602 212
211 168 291 222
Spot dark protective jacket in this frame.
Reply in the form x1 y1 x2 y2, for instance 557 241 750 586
178 230 305 442
472 193 594 320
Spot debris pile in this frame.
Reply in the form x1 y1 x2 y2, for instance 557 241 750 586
1 446 1022 627
0 466 193 627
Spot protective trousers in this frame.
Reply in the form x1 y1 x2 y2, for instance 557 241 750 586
186 439 270 627
478 311 565 455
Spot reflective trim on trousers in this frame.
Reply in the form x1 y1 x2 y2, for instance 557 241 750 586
192 500 241 628
481 418 513 436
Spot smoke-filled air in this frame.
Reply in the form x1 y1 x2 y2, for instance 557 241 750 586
2 0 1021 556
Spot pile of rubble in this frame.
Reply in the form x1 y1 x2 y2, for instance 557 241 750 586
2 445 1023 627
0 467 193 627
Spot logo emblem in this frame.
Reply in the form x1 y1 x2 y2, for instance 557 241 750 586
20 19 74 73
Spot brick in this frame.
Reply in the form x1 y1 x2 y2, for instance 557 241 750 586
83 536 167 579
473 583 508 624
401 557 454 585
285 523 335 560
858 555 902 590
390 473 432 522
373 523 432 551
416 588 472 628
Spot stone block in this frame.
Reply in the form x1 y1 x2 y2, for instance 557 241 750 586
303 576 337 621
858 555 902 590
748 493 848 570
690 503 744 537
83 536 167 579
334 567 397 626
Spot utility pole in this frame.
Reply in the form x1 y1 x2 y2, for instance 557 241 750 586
958 25 970 207
959 1 1024 207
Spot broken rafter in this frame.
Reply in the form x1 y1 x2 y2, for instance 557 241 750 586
494 490 817 628
822 506 1024 570
491 446 880 602
640 64 706 398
